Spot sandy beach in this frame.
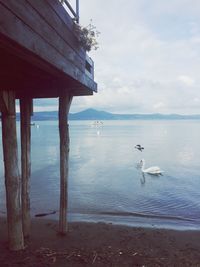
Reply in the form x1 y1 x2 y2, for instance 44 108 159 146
1 217 200 266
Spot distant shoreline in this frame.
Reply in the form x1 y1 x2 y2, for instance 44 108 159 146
13 108 200 121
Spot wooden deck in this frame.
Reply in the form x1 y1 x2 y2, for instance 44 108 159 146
0 0 97 98
0 0 97 251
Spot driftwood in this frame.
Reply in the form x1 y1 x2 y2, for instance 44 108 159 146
35 211 56 217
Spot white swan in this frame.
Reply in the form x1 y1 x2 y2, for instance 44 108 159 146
140 159 164 175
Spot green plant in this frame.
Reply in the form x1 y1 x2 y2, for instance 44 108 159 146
59 1 100 51
74 21 100 52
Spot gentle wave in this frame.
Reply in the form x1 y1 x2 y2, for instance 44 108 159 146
80 210 196 222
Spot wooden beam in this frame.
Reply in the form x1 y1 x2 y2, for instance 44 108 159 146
27 0 85 59
1 0 85 72
58 93 72 234
0 3 84 81
1 91 24 250
0 3 97 93
0 91 9 113
20 98 32 238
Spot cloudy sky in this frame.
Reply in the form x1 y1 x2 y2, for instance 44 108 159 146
35 0 200 114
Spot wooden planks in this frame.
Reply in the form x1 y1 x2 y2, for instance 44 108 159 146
0 2 81 76
0 1 97 95
28 0 85 59
0 0 85 71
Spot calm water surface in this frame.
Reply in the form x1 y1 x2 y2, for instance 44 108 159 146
1 120 200 230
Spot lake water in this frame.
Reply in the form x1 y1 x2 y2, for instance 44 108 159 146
1 120 200 230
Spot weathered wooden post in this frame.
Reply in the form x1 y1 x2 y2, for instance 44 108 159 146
0 91 24 250
20 98 32 238
58 93 72 234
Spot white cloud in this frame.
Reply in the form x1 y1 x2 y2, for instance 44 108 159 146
153 102 165 110
26 1 200 115
193 97 200 103
33 105 58 112
178 75 195 86
80 0 200 115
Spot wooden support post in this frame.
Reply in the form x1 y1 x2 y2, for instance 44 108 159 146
20 98 32 238
58 93 72 234
1 91 24 251
0 91 9 113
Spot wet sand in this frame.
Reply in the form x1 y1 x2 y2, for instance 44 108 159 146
1 217 200 266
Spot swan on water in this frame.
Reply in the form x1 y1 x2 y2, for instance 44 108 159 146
135 144 144 152
140 159 164 175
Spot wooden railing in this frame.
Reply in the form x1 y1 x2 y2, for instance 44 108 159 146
59 0 95 83
60 0 79 23
85 55 94 80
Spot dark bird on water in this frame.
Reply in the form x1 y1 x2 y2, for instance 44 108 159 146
135 144 144 152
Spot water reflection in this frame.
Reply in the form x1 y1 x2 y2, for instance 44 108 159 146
136 161 163 186
1 120 200 229
140 172 146 185
178 146 194 165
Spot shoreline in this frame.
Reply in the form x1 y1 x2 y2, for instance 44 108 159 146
1 217 200 266
2 210 200 231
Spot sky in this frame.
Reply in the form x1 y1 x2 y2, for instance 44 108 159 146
34 0 200 115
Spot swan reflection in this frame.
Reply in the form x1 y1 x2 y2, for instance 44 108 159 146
140 172 146 185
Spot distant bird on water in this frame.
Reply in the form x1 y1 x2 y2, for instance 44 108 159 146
135 144 144 152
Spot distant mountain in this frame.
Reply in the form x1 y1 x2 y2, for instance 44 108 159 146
31 111 58 121
16 111 58 121
69 108 200 120
69 108 115 120
15 108 200 121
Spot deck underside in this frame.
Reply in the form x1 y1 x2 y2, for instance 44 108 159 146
0 0 97 98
